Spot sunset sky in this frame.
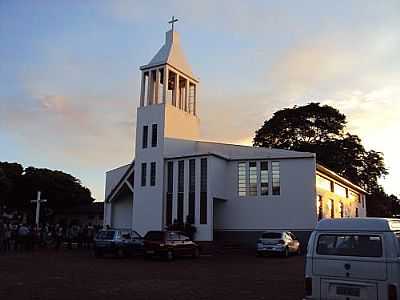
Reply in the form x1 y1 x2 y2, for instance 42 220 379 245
1 1 399 201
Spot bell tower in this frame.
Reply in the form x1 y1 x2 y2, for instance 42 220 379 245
132 22 200 235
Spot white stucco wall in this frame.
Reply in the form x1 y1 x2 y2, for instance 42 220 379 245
213 157 317 231
111 193 133 229
132 104 166 235
164 104 200 141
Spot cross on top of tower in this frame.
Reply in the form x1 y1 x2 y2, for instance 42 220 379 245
168 16 178 31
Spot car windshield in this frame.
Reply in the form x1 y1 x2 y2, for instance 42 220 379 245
96 230 115 240
261 232 282 239
317 234 383 257
144 231 164 241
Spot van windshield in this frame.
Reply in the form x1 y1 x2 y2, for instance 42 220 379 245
317 234 382 257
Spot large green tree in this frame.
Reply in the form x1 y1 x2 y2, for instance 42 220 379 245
253 102 395 216
0 162 94 214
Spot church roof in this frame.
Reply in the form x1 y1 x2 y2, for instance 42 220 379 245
140 30 197 81
164 138 316 160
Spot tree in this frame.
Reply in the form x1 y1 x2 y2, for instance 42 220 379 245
0 162 94 214
253 102 394 216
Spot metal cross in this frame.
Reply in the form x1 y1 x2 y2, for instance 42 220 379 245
31 191 47 227
168 16 178 31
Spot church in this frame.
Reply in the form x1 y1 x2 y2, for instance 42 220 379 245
103 25 367 244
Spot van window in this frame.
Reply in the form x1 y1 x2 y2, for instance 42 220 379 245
261 232 282 239
317 234 382 257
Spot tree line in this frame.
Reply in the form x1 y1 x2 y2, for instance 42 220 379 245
0 162 94 217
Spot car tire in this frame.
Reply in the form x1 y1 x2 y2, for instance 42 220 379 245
192 248 200 258
165 250 174 261
284 247 289 258
94 249 103 258
117 248 126 258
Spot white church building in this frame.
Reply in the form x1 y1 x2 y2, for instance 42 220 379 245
104 27 367 244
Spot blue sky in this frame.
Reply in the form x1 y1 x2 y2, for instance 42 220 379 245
1 1 399 200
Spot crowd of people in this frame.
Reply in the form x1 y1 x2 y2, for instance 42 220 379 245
0 220 102 253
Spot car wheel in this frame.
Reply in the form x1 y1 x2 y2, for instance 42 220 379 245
192 248 200 258
165 250 174 261
284 247 289 258
94 249 103 258
117 248 125 258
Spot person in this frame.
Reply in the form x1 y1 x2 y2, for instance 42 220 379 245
184 215 196 240
4 223 11 251
54 224 63 251
17 223 30 251
0 220 5 253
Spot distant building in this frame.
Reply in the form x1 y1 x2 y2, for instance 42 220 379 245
104 27 366 244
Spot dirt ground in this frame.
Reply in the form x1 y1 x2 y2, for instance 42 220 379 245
0 249 305 300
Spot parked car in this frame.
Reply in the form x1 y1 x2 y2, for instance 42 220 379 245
256 231 300 257
94 229 143 258
143 230 200 260
304 218 400 300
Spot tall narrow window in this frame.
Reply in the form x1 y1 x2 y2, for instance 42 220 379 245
177 160 184 224
330 199 335 218
340 202 344 218
141 163 147 186
272 161 280 195
150 162 156 186
238 162 247 196
355 207 359 217
317 195 323 220
151 124 158 147
260 161 268 196
142 125 148 149
188 159 196 224
166 161 173 225
249 162 257 196
200 158 207 224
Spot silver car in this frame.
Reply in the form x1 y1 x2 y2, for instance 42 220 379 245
256 231 300 257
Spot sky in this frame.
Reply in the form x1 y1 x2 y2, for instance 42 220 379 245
0 0 399 201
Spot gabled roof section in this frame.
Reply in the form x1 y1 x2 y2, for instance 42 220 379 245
140 30 197 81
105 162 134 203
316 164 367 194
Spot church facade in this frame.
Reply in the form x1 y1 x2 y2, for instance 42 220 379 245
104 28 367 243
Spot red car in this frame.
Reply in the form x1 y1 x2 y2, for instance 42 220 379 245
144 230 200 260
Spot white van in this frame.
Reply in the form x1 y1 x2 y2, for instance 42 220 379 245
304 218 400 300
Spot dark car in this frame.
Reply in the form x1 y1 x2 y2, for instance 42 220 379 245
94 229 143 258
143 230 199 260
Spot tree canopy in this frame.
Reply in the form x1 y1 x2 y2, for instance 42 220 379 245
0 162 94 215
253 102 395 217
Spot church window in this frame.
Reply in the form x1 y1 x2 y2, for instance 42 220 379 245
200 158 207 224
177 160 184 224
141 163 147 186
249 162 257 196
188 159 196 224
142 126 148 149
166 161 173 225
238 162 247 196
316 175 331 191
317 195 323 220
330 199 335 218
260 161 268 196
334 183 347 198
272 161 280 195
151 124 158 147
339 202 344 218
150 162 156 186
355 207 359 217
